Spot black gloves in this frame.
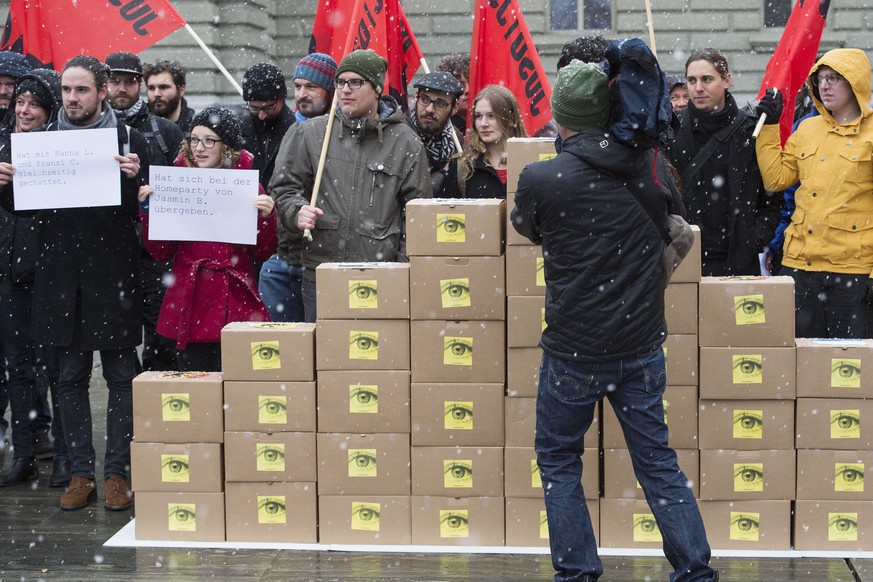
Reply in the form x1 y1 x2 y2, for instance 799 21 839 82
756 88 783 125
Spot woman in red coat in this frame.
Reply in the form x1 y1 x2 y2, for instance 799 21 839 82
139 106 277 371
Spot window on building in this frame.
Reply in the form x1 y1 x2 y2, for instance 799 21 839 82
764 0 791 27
550 0 612 31
551 0 578 30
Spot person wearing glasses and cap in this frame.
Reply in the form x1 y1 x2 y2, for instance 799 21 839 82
756 48 873 338
240 62 294 190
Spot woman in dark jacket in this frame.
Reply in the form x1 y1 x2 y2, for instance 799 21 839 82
439 85 527 199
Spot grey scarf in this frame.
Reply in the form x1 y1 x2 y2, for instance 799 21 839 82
57 101 118 131
113 98 146 125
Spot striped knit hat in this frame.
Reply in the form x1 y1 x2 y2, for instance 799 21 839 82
293 53 337 94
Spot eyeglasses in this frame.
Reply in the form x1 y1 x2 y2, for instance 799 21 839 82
814 73 843 86
247 101 280 115
417 93 452 111
334 78 368 90
185 136 222 149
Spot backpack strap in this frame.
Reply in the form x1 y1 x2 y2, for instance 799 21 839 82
145 116 170 156
679 113 746 187
116 123 131 156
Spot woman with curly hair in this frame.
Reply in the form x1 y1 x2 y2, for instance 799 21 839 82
439 85 528 199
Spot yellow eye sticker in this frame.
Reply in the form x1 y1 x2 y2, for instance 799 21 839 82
444 460 473 488
730 512 760 541
663 346 668 361
633 514 662 543
444 401 474 430
733 410 764 439
733 463 764 492
251 341 281 370
829 513 859 541
536 257 546 287
349 384 379 414
531 459 542 489
440 278 472 308
663 397 670 425
835 463 865 492
258 395 287 424
732 355 763 384
257 496 287 524
832 359 862 388
443 337 473 366
436 213 466 243
439 510 470 538
250 322 298 328
349 331 379 360
256 443 286 472
541 307 547 332
348 449 378 477
540 510 549 539
349 280 379 309
351 502 381 531
161 454 190 483
168 503 196 531
831 410 861 439
161 393 190 422
734 294 766 325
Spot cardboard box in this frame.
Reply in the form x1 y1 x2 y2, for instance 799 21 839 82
223 431 316 482
135 492 225 542
795 398 873 450
411 383 504 446
504 245 546 296
797 449 873 501
316 370 410 434
409 256 505 320
316 319 410 371
132 371 224 444
505 497 599 548
603 448 699 499
599 498 666 549
698 276 795 347
796 338 873 399
665 283 699 335
699 347 796 400
220 322 316 381
603 385 698 450
223 381 316 433
315 262 410 319
316 433 411 495
411 446 504 497
698 449 795 501
663 334 698 386
504 447 599 499
406 198 505 257
411 496 505 546
794 500 873 551
410 320 505 383
697 399 795 450
318 495 411 545
505 397 599 448
698 500 791 550
506 137 558 197
506 347 542 398
670 225 701 283
224 481 317 543
507 296 546 348
130 442 223 493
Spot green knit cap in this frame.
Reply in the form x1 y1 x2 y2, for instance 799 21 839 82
551 60 611 131
336 49 388 95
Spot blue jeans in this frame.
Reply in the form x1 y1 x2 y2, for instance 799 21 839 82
258 255 305 323
536 350 715 582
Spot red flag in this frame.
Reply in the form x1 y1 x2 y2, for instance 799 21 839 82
0 0 186 70
469 0 552 136
757 0 830 145
310 0 423 109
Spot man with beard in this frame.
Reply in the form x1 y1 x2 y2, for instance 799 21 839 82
143 59 196 134
406 72 464 194
0 52 31 117
240 62 294 190
262 53 336 322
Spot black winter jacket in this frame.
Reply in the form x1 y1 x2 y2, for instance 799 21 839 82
241 104 295 189
439 154 505 199
118 99 184 167
512 129 667 362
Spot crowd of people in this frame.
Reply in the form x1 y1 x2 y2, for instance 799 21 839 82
0 32 868 582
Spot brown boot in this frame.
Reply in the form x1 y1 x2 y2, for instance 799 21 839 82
60 475 96 511
104 475 133 511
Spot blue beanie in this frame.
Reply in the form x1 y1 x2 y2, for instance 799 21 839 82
293 53 337 94
0 52 32 79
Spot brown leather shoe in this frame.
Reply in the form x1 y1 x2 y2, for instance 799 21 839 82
60 475 96 511
104 475 133 511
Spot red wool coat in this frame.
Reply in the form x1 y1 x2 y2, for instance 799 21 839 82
140 150 277 348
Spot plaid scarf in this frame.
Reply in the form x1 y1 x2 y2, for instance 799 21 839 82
409 112 457 174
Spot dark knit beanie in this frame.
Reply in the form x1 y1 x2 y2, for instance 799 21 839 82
293 53 337 94
13 70 61 118
242 62 287 102
336 49 388 95
0 51 32 79
551 60 611 131
191 106 244 150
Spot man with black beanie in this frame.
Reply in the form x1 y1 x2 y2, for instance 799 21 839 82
240 62 294 190
0 52 32 115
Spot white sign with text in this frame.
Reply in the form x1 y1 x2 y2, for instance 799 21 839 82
11 128 121 210
148 166 259 245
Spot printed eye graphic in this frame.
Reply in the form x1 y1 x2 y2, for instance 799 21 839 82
734 465 764 484
441 280 471 300
440 511 469 529
830 514 859 533
350 333 379 352
352 504 381 522
258 497 286 515
259 398 287 418
832 411 861 431
733 411 763 431
445 402 474 422
445 338 473 358
439 216 466 235
168 505 195 523
444 462 473 480
833 360 862 381
350 386 378 405
162 396 189 414
349 450 377 469
735 297 765 316
256 445 285 464
251 343 281 362
733 357 762 377
836 465 865 484
634 515 658 533
349 282 378 301
731 513 760 533
162 456 189 474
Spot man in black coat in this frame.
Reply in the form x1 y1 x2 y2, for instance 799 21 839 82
0 56 148 513
240 62 294 190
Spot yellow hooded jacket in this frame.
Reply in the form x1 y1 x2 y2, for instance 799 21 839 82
756 48 873 275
